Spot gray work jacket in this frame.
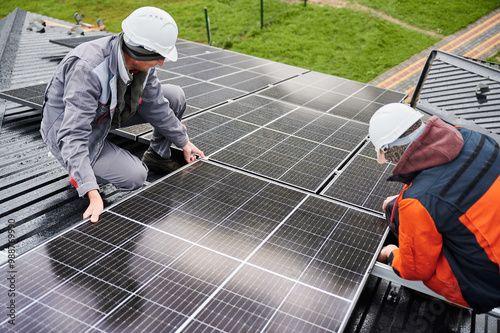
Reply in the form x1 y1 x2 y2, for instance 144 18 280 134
40 33 188 197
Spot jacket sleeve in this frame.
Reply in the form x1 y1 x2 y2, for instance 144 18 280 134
138 68 189 149
389 198 443 281
55 59 102 197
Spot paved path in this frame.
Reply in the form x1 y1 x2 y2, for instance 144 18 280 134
370 8 500 100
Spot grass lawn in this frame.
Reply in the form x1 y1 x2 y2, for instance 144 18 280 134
355 0 500 35
1 0 498 82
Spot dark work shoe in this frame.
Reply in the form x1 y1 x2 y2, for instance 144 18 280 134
142 148 182 173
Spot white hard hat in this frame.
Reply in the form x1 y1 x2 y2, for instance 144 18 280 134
122 7 178 62
369 103 424 158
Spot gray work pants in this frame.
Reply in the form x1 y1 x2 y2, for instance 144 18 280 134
93 84 186 191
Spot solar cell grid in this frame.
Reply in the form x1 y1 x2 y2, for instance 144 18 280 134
187 86 246 111
332 80 367 96
2 161 387 332
321 151 403 212
264 283 350 333
351 85 387 101
329 97 372 120
304 91 349 112
375 89 407 104
258 80 307 100
321 121 368 151
254 72 405 123
296 71 347 88
250 62 305 79
234 104 286 127
202 104 360 191
157 74 202 88
280 86 330 106
197 51 253 64
192 65 244 81
230 57 272 70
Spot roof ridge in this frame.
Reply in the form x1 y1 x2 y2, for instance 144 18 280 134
0 8 26 89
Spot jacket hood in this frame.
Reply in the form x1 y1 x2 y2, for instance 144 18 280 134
392 116 464 175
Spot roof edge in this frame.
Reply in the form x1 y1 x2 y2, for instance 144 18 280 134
0 8 26 89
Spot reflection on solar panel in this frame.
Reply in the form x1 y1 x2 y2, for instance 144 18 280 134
1 161 387 332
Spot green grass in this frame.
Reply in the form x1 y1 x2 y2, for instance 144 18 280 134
1 0 497 82
487 51 500 63
224 5 439 81
355 0 500 35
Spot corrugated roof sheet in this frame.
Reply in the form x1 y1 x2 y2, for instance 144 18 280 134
411 50 500 142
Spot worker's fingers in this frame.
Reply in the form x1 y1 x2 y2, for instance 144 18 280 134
195 148 205 159
83 208 91 220
182 142 205 163
90 210 100 223
83 205 103 223
382 195 399 212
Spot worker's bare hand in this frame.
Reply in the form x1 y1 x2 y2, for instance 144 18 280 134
383 195 399 212
182 141 205 163
377 244 398 263
83 189 103 223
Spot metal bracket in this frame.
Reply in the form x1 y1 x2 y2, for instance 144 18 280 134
371 261 500 318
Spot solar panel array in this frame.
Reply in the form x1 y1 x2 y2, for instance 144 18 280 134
1 37 407 332
1 161 388 332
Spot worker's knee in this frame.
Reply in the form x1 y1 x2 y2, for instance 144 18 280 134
116 163 148 191
94 143 148 191
161 84 186 117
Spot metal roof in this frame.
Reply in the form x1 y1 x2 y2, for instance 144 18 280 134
411 49 500 142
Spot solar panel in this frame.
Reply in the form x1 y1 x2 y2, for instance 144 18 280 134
321 142 403 212
0 83 47 110
49 35 107 48
1 161 387 332
210 126 350 191
173 71 405 197
139 81 404 210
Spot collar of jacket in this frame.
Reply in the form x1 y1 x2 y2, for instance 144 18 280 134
116 33 132 85
387 171 419 184
391 116 464 176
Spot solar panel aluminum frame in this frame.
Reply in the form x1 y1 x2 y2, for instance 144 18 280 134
410 50 500 143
